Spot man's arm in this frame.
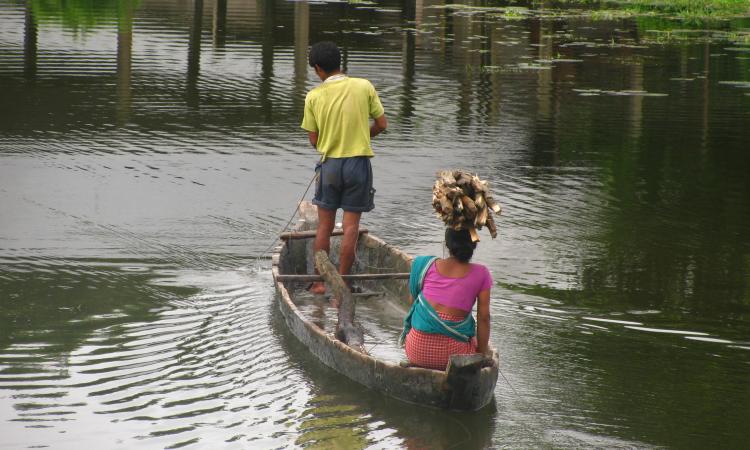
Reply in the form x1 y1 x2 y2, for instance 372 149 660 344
308 131 318 148
370 114 387 138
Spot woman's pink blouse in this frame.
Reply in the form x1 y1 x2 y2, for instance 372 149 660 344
421 262 492 312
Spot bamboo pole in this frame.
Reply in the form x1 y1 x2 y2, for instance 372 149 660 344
280 228 369 240
276 273 409 282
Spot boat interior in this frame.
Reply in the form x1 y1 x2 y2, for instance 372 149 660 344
278 225 414 363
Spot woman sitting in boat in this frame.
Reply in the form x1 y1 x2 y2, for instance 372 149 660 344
400 227 492 370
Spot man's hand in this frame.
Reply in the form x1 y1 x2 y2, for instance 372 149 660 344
370 114 388 137
308 131 318 148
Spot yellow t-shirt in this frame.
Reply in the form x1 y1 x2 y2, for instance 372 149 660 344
301 76 385 159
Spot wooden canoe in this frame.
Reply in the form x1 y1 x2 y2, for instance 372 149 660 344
271 202 499 411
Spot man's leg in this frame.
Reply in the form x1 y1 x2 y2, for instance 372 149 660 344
309 206 336 295
339 210 362 278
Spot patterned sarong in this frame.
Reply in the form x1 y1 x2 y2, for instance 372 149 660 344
404 311 478 370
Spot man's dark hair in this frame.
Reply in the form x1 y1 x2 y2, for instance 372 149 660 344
308 41 341 73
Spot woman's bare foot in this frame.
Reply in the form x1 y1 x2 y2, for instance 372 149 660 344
309 282 326 295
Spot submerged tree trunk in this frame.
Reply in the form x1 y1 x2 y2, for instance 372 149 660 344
314 250 365 352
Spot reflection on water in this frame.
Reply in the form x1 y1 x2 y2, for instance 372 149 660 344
1 0 749 447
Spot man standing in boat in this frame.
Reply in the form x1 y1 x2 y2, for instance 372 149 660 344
301 41 388 298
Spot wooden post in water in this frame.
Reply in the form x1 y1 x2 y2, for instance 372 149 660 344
314 250 365 352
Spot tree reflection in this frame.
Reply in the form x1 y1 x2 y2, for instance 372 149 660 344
28 0 141 31
573 39 750 319
400 0 416 124
212 0 227 49
9 0 750 319
259 0 274 122
293 1 309 110
187 0 203 109
24 2 37 80
116 0 133 124
0 266 193 360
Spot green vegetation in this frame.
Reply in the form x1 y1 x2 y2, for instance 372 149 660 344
492 6 531 19
609 0 750 20
434 0 750 22
27 0 140 32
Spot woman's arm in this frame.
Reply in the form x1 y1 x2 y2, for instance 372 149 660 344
476 289 491 354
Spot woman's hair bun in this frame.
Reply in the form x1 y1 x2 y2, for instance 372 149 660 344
445 228 476 262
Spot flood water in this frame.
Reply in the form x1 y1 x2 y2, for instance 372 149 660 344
1 0 750 448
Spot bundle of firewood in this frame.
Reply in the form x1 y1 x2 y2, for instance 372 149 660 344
432 170 502 241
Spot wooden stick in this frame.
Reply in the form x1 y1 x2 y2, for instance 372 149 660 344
280 228 369 240
276 273 409 282
314 250 365 352
486 212 498 239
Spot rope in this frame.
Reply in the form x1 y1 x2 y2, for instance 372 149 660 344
498 366 519 396
253 170 318 269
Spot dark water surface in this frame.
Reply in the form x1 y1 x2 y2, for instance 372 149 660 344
2 0 750 447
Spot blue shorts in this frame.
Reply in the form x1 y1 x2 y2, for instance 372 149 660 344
313 156 375 212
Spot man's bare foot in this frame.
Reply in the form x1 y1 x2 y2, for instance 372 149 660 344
309 282 326 295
